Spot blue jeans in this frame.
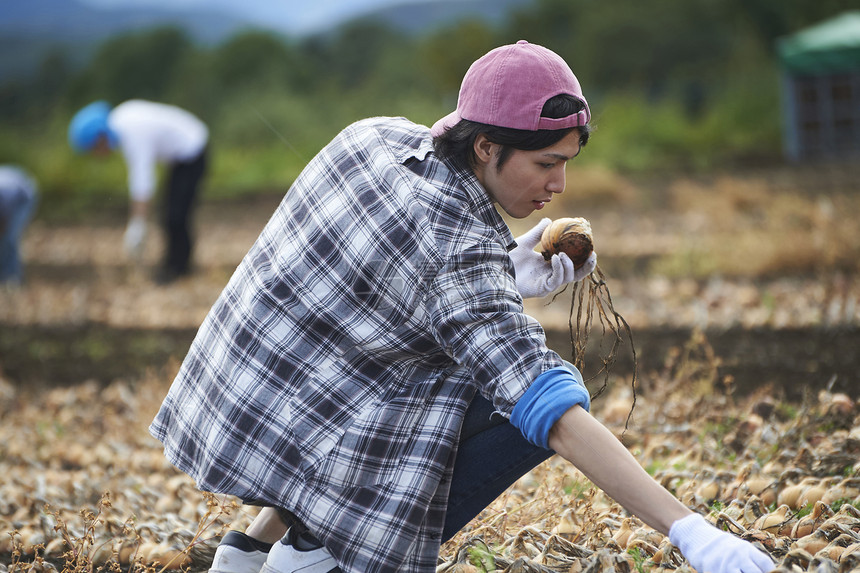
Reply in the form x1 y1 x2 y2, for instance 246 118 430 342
0 189 37 284
442 393 553 541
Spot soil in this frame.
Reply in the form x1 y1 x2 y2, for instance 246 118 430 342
2 183 858 402
2 322 858 403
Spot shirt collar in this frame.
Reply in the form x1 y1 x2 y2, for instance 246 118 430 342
396 132 516 252
454 164 516 251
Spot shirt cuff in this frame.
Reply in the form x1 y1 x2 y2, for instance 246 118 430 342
510 365 590 448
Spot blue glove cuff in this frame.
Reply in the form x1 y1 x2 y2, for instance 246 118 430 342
511 365 590 448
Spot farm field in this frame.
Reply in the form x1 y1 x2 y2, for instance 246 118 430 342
1 162 859 572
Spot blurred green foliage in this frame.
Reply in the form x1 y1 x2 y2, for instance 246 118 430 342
0 0 851 218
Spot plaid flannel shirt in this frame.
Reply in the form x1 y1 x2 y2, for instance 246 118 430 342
150 117 565 572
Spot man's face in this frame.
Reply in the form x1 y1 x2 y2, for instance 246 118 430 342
92 134 113 157
474 129 582 219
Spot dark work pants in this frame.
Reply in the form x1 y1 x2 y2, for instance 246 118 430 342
163 147 207 275
441 393 552 541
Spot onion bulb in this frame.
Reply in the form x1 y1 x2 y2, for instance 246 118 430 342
540 217 594 269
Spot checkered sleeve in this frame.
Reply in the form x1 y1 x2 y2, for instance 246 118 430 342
426 239 563 415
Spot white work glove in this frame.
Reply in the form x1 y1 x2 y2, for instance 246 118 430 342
123 215 148 260
670 513 774 573
508 218 597 299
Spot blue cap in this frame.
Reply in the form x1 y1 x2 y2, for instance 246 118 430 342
68 101 118 152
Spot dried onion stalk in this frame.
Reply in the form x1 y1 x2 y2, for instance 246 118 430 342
543 217 638 435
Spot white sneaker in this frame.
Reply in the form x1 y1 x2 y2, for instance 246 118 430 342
260 527 340 573
209 531 271 573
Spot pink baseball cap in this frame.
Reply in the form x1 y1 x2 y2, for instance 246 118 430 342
431 40 590 137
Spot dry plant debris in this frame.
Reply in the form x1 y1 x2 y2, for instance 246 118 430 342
0 369 259 573
0 333 858 572
437 340 860 572
1 168 859 571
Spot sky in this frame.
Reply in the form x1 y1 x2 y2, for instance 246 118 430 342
78 0 436 35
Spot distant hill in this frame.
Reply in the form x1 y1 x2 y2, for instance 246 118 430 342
0 0 258 79
362 0 532 34
1 0 248 42
0 0 533 80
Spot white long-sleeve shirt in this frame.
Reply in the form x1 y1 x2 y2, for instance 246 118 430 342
108 100 208 202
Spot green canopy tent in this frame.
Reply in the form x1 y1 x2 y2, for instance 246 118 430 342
777 11 860 160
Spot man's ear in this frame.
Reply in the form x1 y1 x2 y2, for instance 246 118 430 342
473 133 496 166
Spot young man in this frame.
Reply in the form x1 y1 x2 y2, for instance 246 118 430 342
150 42 774 573
68 100 209 284
0 165 38 287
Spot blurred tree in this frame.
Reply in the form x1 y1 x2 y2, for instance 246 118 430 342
159 49 219 122
0 49 73 124
210 31 300 94
418 19 499 97
505 0 581 44
0 79 29 126
318 20 411 91
30 50 73 113
722 0 857 51
68 27 194 105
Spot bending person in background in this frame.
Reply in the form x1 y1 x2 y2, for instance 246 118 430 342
68 100 208 284
150 42 774 573
0 165 38 288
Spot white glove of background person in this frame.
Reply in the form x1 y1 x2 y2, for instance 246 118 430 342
123 215 148 260
509 218 596 299
670 513 774 573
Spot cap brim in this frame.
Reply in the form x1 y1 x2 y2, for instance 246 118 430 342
430 110 462 138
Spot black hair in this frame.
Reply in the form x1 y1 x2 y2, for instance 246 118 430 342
433 94 591 172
